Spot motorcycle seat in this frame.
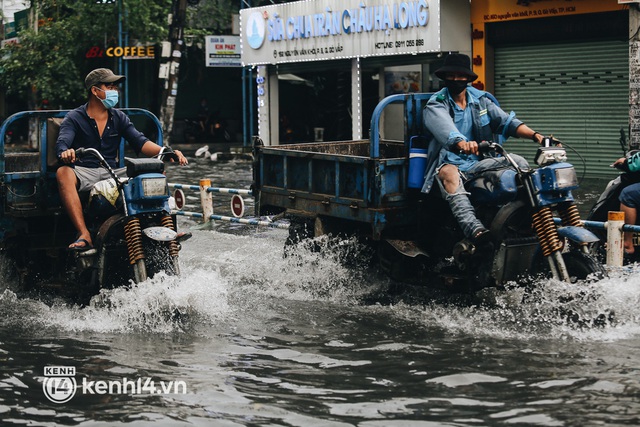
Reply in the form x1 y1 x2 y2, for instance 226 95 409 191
124 157 164 177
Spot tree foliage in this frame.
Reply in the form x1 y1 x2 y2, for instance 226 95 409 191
0 0 287 109
0 0 171 109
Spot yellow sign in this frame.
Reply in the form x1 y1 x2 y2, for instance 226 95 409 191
472 0 622 23
106 46 155 58
85 46 155 59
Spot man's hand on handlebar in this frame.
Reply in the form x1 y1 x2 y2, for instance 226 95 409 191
540 135 562 148
612 157 627 170
456 140 480 156
59 148 77 164
173 150 188 166
158 147 188 166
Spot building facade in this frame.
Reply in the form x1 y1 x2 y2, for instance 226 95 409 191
241 0 632 179
472 0 629 177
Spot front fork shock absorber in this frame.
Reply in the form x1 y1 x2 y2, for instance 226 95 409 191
532 206 570 281
161 215 180 257
532 207 563 257
559 202 582 228
124 217 144 265
558 202 588 251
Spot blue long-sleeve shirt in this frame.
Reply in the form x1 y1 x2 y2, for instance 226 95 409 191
55 104 149 169
420 87 523 194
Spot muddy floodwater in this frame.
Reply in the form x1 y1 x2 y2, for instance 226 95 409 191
1 153 639 426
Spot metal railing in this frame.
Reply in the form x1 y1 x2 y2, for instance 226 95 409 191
168 180 289 230
168 180 640 266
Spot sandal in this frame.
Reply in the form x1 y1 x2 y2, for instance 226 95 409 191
68 238 94 252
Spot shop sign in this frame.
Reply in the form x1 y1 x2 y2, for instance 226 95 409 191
1 37 19 48
4 22 16 39
205 35 241 67
85 46 155 60
14 9 30 35
480 0 619 23
240 0 465 65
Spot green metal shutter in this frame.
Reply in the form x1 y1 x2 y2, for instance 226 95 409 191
494 40 628 178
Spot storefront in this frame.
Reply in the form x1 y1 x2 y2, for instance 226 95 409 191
240 0 471 146
471 0 629 178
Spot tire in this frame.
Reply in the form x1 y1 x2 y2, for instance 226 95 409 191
284 218 314 248
142 239 180 278
561 251 607 283
97 215 179 287
533 251 606 283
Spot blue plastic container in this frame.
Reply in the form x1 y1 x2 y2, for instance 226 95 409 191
408 137 428 189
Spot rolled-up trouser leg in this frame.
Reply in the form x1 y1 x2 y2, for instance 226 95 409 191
436 174 484 239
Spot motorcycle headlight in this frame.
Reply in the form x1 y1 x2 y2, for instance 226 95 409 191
555 167 578 189
141 177 168 197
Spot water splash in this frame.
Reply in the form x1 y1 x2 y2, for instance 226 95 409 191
3 225 640 341
388 268 640 341
0 267 231 334
202 231 385 304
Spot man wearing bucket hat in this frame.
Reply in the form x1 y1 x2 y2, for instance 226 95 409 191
56 68 188 251
422 53 545 244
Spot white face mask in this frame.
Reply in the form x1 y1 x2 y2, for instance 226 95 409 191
94 86 119 109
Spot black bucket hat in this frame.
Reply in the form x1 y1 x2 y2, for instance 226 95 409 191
434 53 478 81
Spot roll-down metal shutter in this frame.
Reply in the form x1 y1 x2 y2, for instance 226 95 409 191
494 40 628 178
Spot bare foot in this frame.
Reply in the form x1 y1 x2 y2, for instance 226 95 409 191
624 239 635 255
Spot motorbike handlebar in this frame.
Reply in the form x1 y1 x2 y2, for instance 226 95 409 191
477 141 492 153
477 141 504 155
157 146 180 162
74 147 105 162
541 135 562 148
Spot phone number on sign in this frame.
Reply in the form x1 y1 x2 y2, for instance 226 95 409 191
375 39 424 50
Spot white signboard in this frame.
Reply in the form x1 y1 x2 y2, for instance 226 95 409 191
206 35 242 67
241 0 467 65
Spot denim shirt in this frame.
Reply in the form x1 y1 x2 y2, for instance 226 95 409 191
420 86 523 194
56 104 149 169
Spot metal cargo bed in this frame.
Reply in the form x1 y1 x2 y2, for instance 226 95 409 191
254 93 433 239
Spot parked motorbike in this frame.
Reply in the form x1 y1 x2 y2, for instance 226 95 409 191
586 155 640 263
8 146 184 304
377 138 606 291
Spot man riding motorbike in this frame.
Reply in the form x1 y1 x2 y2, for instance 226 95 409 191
421 53 545 244
610 152 640 254
56 68 188 251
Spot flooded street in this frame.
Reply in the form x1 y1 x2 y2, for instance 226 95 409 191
1 153 640 426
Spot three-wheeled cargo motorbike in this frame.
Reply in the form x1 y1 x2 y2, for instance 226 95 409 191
0 109 184 304
252 92 606 292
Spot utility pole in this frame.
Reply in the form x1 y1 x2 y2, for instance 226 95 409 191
159 0 188 145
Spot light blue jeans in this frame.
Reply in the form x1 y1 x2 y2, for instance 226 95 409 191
436 154 528 239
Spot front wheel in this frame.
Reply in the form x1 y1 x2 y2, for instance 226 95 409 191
142 238 180 278
562 251 607 282
534 251 606 283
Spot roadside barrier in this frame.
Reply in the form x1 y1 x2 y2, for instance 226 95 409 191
168 181 290 230
169 180 640 266
554 212 640 267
